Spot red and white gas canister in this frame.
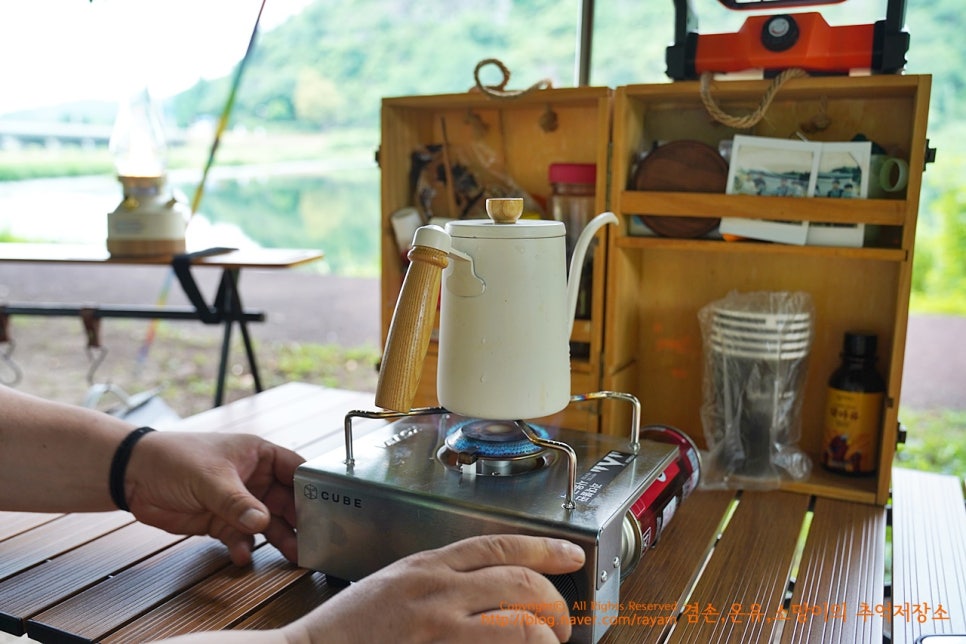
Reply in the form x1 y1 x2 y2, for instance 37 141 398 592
621 425 701 578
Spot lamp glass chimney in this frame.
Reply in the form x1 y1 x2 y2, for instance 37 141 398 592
109 87 168 178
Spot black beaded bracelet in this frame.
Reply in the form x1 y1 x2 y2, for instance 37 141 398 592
109 426 156 512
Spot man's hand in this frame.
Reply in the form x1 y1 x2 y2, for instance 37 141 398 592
125 431 304 565
285 534 586 643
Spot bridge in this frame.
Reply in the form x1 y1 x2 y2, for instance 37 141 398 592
0 120 114 149
0 120 184 149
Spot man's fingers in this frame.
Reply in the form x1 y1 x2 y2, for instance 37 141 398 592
263 515 299 563
434 534 585 575
458 566 574 642
422 534 584 643
465 609 565 644
218 529 256 566
197 467 271 535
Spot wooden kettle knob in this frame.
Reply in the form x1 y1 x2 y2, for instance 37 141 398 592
486 197 524 224
375 228 449 412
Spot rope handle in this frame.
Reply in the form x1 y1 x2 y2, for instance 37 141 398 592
473 58 552 99
699 68 809 129
472 59 558 131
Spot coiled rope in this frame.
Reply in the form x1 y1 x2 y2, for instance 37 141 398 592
473 58 552 99
699 68 809 129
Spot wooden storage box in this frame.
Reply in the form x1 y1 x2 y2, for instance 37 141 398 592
380 87 612 432
605 75 932 504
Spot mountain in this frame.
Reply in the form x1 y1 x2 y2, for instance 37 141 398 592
9 1 958 137
165 0 956 135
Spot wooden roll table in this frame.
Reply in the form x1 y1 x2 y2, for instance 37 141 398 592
0 383 962 643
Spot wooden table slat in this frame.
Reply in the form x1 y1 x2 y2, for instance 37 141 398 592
189 247 324 269
27 537 232 643
0 243 323 269
234 572 340 631
0 512 131 582
3 385 957 644
0 512 63 543
780 497 886 643
232 390 376 450
668 490 812 643
169 385 376 452
602 490 737 644
165 381 341 433
891 467 966 644
170 382 389 464
0 523 183 633
101 543 310 643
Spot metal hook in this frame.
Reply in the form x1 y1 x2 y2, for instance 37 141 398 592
0 308 22 386
80 307 108 386
0 340 22 387
86 345 109 386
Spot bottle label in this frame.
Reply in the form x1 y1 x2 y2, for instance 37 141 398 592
822 388 884 473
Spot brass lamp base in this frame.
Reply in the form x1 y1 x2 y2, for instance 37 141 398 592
106 174 189 258
107 237 186 258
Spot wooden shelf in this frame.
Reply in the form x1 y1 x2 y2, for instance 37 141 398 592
618 190 908 226
780 458 879 504
380 87 613 429
604 75 932 506
615 234 907 262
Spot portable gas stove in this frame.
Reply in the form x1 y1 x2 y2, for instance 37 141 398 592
296 392 701 644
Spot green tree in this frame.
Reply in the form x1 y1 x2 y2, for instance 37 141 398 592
293 68 345 127
915 154 966 305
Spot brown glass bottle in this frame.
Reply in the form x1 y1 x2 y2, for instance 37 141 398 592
821 331 886 474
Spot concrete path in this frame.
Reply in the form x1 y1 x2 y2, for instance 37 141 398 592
0 262 380 348
901 314 966 411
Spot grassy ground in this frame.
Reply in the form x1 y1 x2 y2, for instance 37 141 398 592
5 317 379 420
894 408 966 476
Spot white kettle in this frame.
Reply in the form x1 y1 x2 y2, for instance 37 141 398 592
376 197 618 420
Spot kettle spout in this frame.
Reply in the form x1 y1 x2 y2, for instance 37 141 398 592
566 211 618 335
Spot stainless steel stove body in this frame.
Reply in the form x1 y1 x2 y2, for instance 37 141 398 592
295 406 677 644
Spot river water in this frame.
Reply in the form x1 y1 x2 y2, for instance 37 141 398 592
0 159 382 277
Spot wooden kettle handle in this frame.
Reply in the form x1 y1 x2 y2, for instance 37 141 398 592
375 242 448 412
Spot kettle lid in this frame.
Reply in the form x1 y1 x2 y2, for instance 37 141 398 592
446 218 564 240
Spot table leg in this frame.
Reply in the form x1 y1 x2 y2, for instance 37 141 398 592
172 254 265 408
215 289 232 407
213 268 263 407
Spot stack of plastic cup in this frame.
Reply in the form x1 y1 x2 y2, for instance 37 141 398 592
708 306 812 479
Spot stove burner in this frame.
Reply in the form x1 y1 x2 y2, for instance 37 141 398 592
445 419 550 457
437 419 555 476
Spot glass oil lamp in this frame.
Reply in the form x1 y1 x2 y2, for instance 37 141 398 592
106 88 189 257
